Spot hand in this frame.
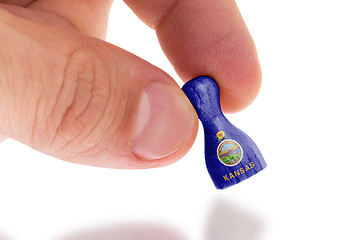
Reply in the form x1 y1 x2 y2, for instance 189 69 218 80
0 0 261 168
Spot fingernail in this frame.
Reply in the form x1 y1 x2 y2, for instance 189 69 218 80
132 82 195 160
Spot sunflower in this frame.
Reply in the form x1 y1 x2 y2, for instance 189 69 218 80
216 131 225 140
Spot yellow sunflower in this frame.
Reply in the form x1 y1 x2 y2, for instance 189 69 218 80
216 131 225 140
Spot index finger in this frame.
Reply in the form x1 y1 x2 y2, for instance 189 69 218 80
124 0 261 113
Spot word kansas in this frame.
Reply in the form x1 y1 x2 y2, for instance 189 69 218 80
223 162 255 181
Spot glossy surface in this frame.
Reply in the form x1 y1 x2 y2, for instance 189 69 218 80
182 76 266 189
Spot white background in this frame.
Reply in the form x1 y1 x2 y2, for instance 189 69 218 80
1 0 341 239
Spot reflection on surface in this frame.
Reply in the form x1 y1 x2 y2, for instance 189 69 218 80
0 233 10 240
205 197 264 240
58 223 186 240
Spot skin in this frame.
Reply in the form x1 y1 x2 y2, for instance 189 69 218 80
0 0 261 169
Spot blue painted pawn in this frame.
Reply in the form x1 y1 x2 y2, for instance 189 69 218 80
182 76 266 189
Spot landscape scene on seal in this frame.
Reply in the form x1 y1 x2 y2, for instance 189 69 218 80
218 141 242 165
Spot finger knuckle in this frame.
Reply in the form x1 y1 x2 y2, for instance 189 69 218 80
48 46 111 153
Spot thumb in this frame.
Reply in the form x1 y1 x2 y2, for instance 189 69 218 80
0 133 6 143
0 10 197 169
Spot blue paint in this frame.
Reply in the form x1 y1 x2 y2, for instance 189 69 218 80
182 76 266 189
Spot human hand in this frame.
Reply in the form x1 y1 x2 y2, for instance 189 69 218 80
0 0 261 168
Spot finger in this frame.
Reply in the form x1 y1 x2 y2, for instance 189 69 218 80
27 0 114 39
124 0 262 113
0 0 34 6
0 9 197 168
0 133 7 143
